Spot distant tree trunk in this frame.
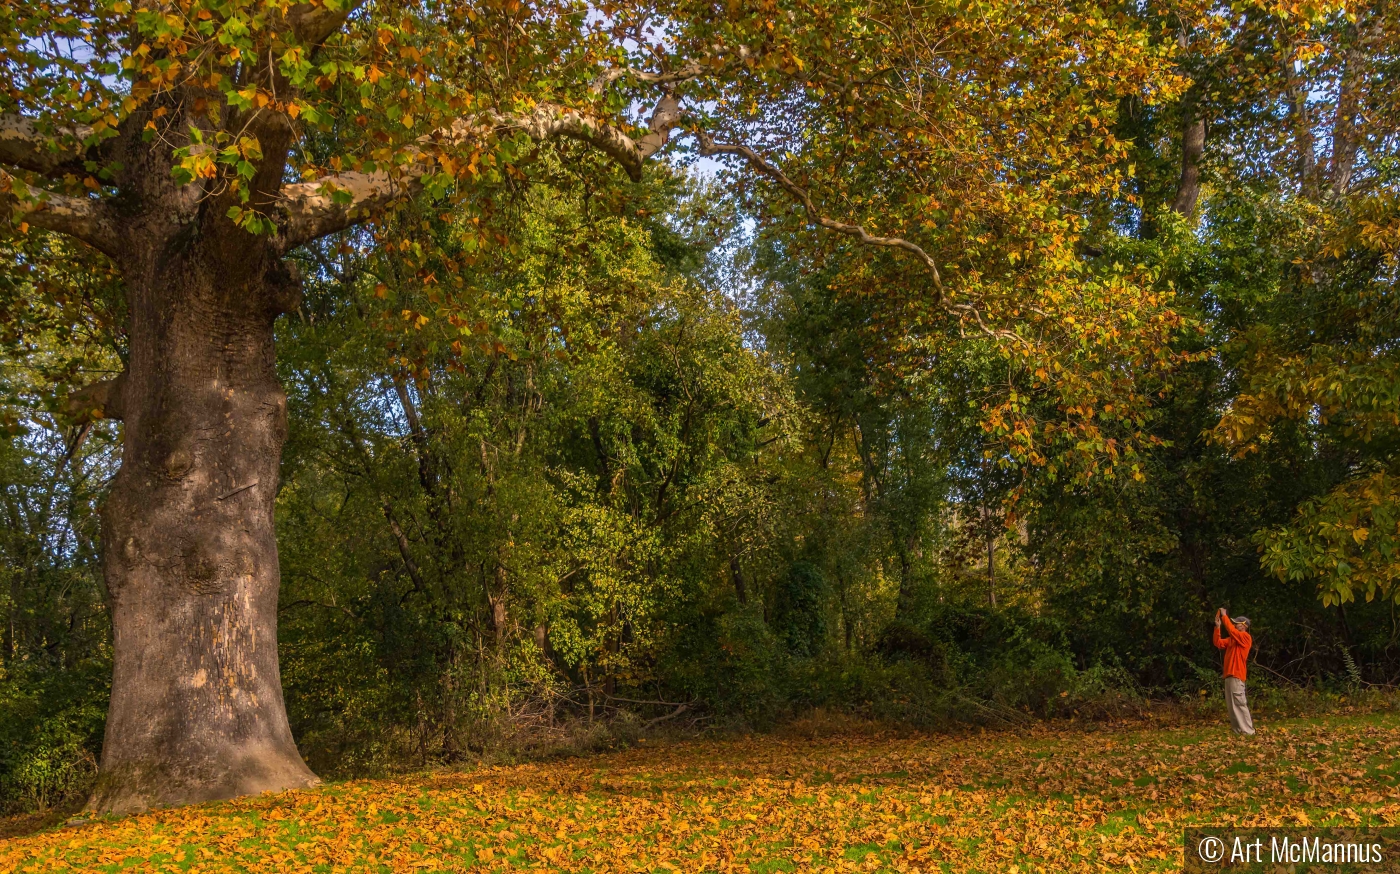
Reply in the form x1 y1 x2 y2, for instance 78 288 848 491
986 537 997 609
1286 57 1319 198
895 540 915 614
89 230 317 814
730 554 748 605
1171 92 1206 217
828 565 851 655
1337 601 1355 648
604 606 618 697
441 638 460 763
1327 23 1365 200
2 498 29 664
3 560 16 664
979 471 997 609
839 572 853 652
491 562 508 645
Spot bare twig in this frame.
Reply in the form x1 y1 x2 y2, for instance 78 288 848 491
694 132 943 294
216 480 260 501
644 703 689 728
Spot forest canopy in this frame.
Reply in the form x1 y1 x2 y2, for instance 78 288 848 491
0 0 1397 815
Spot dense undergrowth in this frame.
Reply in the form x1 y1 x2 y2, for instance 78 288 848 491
3 631 1394 822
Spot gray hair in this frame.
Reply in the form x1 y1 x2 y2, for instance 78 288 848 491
1232 616 1250 630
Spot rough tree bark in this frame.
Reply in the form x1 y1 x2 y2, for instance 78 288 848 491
92 231 315 815
1168 26 1206 221
0 6 349 812
81 93 317 811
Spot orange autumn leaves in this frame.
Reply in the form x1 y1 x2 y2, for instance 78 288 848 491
6 712 1400 873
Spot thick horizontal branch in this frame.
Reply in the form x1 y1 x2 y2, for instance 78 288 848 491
590 60 709 94
696 133 943 294
277 169 416 250
278 96 683 246
0 115 93 178
286 0 367 48
65 374 126 423
1 170 121 257
505 96 682 182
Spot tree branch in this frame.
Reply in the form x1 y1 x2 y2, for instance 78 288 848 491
590 60 709 94
1285 47 1319 200
64 375 127 423
1 170 121 257
381 496 427 596
695 133 944 294
286 0 367 48
279 89 943 300
278 95 684 246
0 115 93 177
587 41 766 94
507 96 683 182
277 168 414 249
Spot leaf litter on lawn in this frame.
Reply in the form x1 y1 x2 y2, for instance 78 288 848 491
4 713 1400 873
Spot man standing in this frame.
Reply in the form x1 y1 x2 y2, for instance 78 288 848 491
1213 607 1255 735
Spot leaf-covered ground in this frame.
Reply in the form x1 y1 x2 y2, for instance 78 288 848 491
5 712 1400 872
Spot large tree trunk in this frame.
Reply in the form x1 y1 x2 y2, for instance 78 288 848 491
87 233 317 814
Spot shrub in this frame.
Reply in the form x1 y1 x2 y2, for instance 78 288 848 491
0 660 108 813
659 605 785 728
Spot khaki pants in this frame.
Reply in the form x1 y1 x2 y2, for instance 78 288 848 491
1225 676 1255 735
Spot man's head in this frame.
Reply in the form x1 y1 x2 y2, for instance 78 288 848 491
1232 616 1251 631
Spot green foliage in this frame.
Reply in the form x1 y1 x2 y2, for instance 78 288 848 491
774 562 828 659
1260 471 1400 606
268 173 803 765
0 660 106 814
659 606 784 728
0 274 115 811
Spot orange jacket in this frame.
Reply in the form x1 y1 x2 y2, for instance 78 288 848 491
1213 615 1251 681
